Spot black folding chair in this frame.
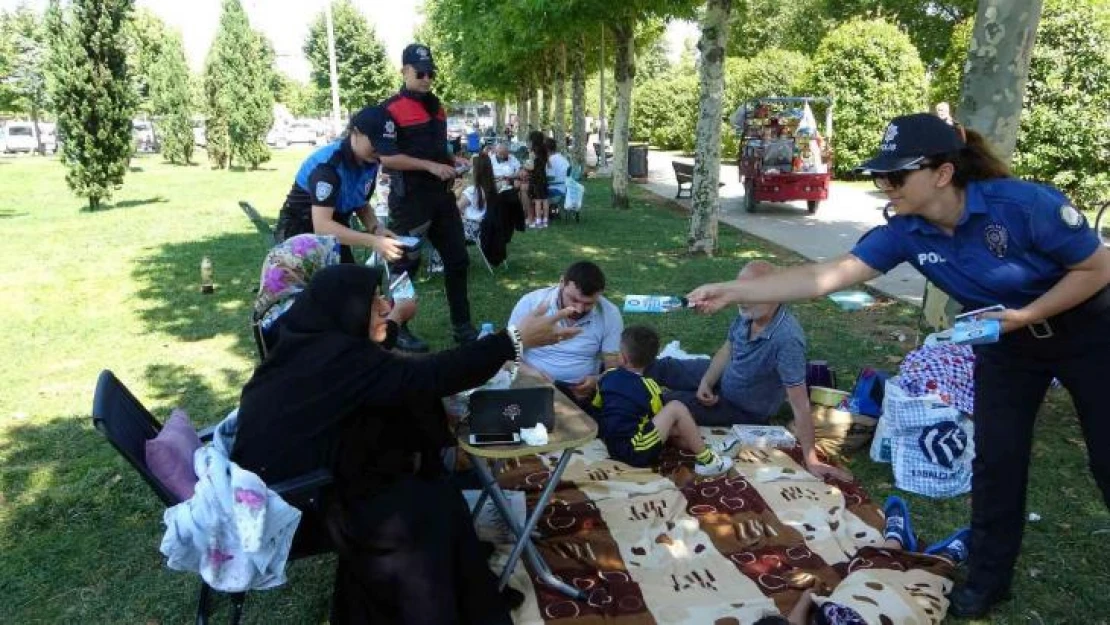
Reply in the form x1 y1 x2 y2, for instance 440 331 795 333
91 370 332 625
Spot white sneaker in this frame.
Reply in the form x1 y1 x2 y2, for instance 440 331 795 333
694 454 733 477
712 435 739 456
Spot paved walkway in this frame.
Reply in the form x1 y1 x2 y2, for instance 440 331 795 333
640 150 926 306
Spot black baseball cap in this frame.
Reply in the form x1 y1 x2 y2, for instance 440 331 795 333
855 113 966 173
349 105 391 139
401 43 436 72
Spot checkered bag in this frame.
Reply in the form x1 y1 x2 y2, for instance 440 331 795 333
886 378 975 498
898 343 975 415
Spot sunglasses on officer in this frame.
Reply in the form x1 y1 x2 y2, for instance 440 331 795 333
416 70 436 80
871 160 938 191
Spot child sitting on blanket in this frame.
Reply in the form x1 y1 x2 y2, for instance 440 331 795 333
755 495 971 625
592 326 733 477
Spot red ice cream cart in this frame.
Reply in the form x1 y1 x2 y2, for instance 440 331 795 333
733 96 834 214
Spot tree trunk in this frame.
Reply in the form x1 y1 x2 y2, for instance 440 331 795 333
554 44 566 152
958 0 1042 163
922 0 1043 328
610 22 635 209
517 84 529 142
31 101 44 156
571 36 587 168
541 63 552 133
528 83 540 136
688 0 732 255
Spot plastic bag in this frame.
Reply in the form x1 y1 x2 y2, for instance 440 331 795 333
885 378 974 498
565 178 585 210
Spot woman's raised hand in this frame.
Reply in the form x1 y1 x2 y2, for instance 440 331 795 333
516 305 581 347
686 282 734 314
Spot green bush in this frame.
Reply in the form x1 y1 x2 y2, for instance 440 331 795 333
631 70 699 152
931 0 1110 209
802 19 927 176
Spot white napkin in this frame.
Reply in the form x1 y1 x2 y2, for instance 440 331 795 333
519 423 549 446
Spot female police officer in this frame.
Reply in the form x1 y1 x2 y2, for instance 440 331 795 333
275 105 404 266
686 113 1110 618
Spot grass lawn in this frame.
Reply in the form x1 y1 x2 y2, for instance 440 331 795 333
0 149 1106 623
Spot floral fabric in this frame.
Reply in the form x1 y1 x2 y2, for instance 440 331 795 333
254 234 341 331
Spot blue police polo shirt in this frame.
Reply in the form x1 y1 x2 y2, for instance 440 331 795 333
290 139 378 218
852 178 1100 310
719 305 808 420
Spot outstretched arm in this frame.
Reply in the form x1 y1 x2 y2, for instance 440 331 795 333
687 254 880 313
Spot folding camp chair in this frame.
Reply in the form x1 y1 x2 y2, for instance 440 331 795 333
91 370 333 625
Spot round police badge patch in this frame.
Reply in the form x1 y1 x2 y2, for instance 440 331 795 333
984 223 1009 258
1060 204 1085 229
315 181 334 202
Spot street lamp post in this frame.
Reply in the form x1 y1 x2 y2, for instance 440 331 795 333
324 0 342 129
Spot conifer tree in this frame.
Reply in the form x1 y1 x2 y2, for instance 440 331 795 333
150 31 194 165
46 0 136 210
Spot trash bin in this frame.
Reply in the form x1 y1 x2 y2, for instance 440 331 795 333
628 143 649 179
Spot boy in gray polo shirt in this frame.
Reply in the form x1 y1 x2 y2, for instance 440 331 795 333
645 261 851 482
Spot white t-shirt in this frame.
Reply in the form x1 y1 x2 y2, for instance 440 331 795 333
491 155 520 192
546 153 571 193
508 285 624 383
461 186 487 221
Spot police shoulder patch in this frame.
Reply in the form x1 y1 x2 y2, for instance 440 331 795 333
1060 204 1085 229
315 181 334 202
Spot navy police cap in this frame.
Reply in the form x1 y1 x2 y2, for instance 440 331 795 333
402 43 436 72
856 113 966 173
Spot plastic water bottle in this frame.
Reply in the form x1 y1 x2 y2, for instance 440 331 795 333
622 295 691 314
477 322 495 339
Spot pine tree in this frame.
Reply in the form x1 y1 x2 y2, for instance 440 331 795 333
1 6 50 152
46 0 136 211
203 0 273 170
150 31 193 165
304 0 394 114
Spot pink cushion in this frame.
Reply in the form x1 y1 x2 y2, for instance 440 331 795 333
145 408 202 501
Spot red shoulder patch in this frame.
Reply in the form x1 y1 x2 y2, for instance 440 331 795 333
387 97 431 127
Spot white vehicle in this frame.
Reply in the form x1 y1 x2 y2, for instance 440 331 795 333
2 121 37 153
266 125 290 148
286 121 321 145
133 120 159 153
191 119 206 148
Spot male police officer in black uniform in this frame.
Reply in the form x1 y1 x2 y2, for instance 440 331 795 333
368 43 477 350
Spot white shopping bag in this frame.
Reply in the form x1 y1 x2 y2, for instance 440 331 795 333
565 178 585 210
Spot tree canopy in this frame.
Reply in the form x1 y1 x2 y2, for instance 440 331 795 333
304 0 394 115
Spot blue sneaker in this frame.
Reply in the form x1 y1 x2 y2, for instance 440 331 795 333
925 527 971 566
882 495 917 552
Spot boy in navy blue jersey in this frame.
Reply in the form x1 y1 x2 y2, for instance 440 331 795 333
592 326 733 476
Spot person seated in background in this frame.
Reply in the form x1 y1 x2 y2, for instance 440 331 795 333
490 142 525 236
593 326 733 476
233 264 580 623
645 260 850 481
456 153 508 265
544 137 571 205
253 234 344 352
508 261 623 410
755 495 970 625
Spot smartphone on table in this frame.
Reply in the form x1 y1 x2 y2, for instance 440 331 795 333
468 432 521 446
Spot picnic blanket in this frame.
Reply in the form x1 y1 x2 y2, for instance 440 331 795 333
487 428 955 624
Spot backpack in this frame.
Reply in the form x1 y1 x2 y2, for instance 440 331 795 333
848 367 889 418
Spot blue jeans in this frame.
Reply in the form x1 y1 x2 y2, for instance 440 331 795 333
644 357 768 427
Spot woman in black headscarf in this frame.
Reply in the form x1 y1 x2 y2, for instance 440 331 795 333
232 264 579 624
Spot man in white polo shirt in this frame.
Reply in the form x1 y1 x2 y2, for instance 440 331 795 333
508 261 623 409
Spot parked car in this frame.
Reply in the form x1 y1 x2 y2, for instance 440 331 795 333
2 121 37 153
133 120 159 153
286 120 321 145
266 125 290 148
191 119 206 148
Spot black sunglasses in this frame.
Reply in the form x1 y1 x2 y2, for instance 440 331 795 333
416 70 436 80
871 161 937 190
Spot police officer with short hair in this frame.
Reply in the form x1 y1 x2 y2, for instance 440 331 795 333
275 106 403 266
367 43 477 351
686 113 1110 618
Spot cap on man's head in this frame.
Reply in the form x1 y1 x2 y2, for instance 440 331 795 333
855 113 965 174
402 43 436 72
349 105 393 140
